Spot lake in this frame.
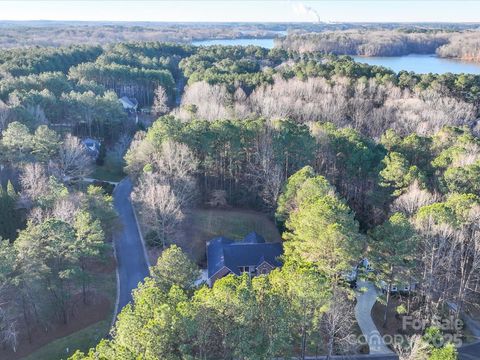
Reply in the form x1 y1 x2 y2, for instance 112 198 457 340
192 38 275 49
192 38 480 75
352 54 480 75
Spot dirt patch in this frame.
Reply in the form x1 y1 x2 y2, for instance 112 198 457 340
86 256 117 274
0 292 111 360
371 297 408 338
176 207 281 266
147 246 162 267
0 252 116 360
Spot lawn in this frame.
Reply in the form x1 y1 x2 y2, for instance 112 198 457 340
15 255 117 360
90 164 125 182
178 208 282 265
21 319 111 360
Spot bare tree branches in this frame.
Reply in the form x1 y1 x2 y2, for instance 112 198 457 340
394 335 429 360
392 181 439 216
320 290 356 358
154 140 199 182
176 81 232 121
152 86 169 116
52 134 92 179
132 140 198 247
246 128 283 211
0 307 18 353
0 100 10 133
19 163 49 207
132 173 184 248
179 75 476 138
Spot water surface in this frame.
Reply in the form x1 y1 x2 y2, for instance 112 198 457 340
352 54 480 74
191 39 480 75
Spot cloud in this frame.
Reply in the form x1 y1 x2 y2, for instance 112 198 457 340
291 2 321 23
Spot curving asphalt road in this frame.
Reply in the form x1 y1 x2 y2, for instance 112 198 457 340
107 178 480 358
112 178 150 320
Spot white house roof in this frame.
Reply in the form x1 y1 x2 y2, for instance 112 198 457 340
119 96 137 109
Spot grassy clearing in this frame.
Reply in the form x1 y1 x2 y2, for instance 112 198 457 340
21 319 110 360
19 256 116 360
179 208 281 265
90 163 125 182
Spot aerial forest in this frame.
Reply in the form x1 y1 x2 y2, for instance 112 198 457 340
0 38 479 359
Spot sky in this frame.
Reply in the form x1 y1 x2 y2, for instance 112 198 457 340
1 1 480 23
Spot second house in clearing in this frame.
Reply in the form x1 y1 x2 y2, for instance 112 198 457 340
206 231 283 286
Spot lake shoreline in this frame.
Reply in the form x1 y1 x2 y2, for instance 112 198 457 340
189 37 480 74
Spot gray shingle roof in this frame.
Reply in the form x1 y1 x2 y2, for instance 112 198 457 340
207 232 283 279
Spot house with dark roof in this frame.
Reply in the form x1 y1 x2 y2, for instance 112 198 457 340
206 232 283 286
81 138 101 159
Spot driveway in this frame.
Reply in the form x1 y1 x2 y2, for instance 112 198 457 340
354 281 480 359
355 281 394 355
112 178 150 319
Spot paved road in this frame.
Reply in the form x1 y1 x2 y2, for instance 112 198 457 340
112 178 150 319
355 281 394 355
107 178 480 358
459 342 480 359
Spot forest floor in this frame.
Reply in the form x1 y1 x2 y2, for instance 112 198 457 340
1 254 117 360
372 297 480 347
175 207 282 266
371 297 407 343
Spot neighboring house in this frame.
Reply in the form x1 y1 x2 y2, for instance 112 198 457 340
119 96 138 112
81 138 101 159
351 258 417 294
343 258 373 288
206 231 283 286
380 277 418 294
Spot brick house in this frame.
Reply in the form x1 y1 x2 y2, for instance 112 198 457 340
206 232 283 286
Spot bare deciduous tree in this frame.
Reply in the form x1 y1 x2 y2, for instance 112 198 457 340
0 100 10 133
106 133 132 168
28 206 51 224
52 194 82 224
454 205 480 316
25 104 48 127
392 181 439 216
415 216 457 318
154 140 199 182
0 307 18 353
320 290 356 359
132 173 185 248
246 128 283 211
394 335 429 360
124 131 156 176
19 163 49 207
177 81 231 121
52 134 92 179
152 86 169 116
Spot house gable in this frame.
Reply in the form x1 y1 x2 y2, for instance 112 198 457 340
206 232 283 286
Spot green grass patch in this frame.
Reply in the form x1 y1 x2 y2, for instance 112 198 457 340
192 208 281 242
22 320 110 360
180 208 281 265
90 164 125 182
20 258 116 360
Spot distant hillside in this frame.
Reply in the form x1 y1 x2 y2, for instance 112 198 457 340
0 21 479 48
278 28 480 62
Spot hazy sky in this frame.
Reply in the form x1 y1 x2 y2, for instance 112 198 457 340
1 1 480 23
